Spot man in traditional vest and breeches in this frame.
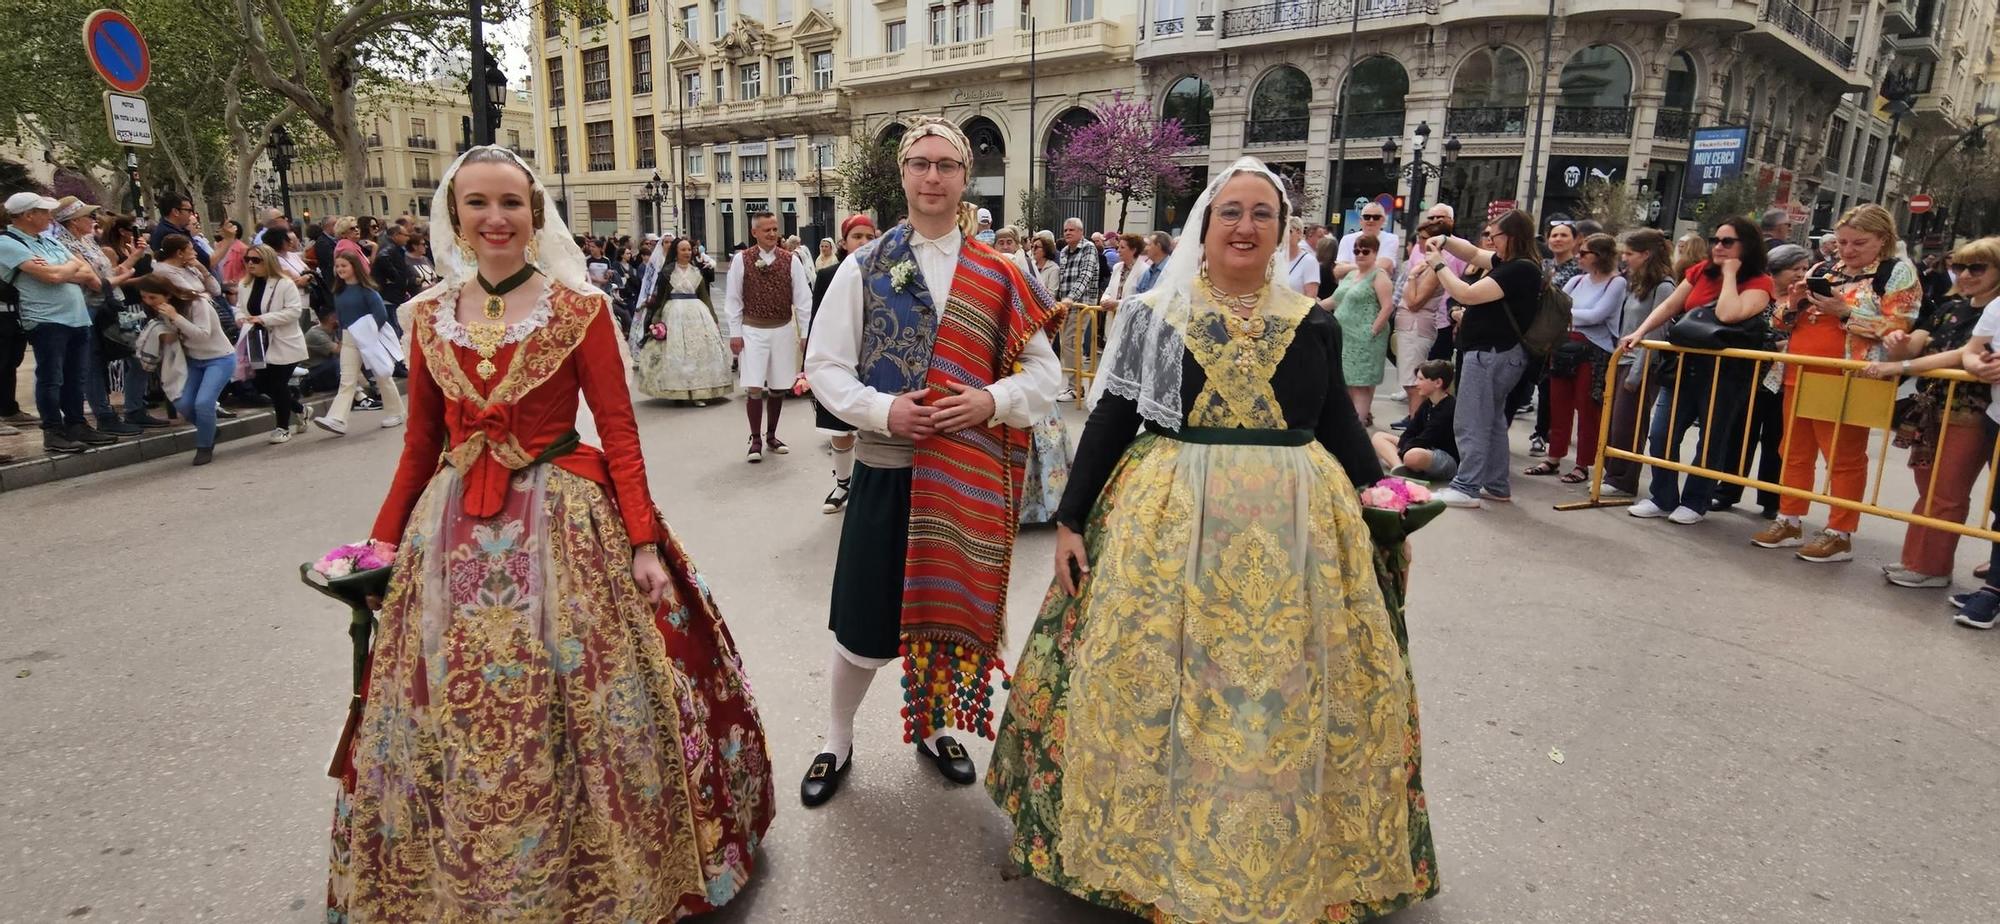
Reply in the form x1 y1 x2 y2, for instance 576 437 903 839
799 117 1063 806
725 209 814 462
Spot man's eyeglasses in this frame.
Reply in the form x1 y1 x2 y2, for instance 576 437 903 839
1214 203 1279 227
1953 262 1991 274
1709 235 1740 247
901 157 965 178
1360 213 1385 221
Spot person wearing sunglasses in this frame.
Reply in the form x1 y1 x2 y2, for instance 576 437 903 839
235 244 310 443
1337 204 1400 271
1860 237 2000 591
1426 208 1543 508
1747 204 1918 562
1946 242 2000 626
1616 215 1775 525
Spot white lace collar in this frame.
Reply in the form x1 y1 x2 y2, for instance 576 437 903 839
431 281 556 349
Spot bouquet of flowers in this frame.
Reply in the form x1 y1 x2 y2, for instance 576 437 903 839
1358 477 1433 514
1359 477 1445 548
312 543 391 579
792 370 811 396
648 321 669 342
300 541 397 780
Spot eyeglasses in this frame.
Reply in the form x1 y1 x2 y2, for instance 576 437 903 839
1549 220 1574 228
1355 249 1376 256
244 257 264 264
1953 262 1991 274
1214 203 1279 227
1361 213 1385 221
1481 230 1501 240
1709 235 1740 247
901 157 966 178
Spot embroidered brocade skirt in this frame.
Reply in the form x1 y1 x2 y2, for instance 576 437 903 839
1018 412 1075 525
635 298 734 401
987 432 1438 923
327 466 774 922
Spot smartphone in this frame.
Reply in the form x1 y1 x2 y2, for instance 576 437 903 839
1807 277 1835 298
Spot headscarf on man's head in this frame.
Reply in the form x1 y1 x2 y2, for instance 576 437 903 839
894 117 981 238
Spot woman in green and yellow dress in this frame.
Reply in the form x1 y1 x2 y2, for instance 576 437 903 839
988 157 1439 923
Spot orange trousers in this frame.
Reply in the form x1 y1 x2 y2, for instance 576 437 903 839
1776 384 1870 533
1900 416 1996 576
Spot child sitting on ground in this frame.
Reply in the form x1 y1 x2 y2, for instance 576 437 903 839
1373 359 1459 482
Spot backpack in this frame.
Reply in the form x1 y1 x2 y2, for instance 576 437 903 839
1499 262 1572 361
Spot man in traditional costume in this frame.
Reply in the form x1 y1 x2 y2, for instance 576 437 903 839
798 118 1063 806
724 209 814 462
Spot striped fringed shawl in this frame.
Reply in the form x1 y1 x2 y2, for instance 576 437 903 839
856 224 1063 741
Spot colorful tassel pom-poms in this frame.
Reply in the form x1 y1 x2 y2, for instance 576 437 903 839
898 638 1010 743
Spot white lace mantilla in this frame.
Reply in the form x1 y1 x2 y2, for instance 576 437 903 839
430 282 556 349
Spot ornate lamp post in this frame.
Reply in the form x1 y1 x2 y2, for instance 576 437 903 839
267 124 296 220
481 47 509 142
644 170 667 235
1381 121 1460 240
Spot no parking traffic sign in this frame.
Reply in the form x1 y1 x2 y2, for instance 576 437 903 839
83 10 150 94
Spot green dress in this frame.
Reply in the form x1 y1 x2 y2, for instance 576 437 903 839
1333 267 1389 388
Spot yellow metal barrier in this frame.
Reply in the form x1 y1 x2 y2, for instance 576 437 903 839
1059 301 1109 406
1561 340 2000 544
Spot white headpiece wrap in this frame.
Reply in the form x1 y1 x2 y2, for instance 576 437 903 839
1086 156 1293 428
420 145 600 306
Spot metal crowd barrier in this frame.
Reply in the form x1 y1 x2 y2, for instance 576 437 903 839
1560 340 2000 544
1059 301 1108 406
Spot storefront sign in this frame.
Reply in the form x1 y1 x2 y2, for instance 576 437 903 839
1684 126 1749 199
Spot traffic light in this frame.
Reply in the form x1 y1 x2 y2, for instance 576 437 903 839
1392 195 1406 212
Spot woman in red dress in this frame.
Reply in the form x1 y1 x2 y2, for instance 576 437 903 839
326 146 775 921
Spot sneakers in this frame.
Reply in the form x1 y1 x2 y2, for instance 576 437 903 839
0 424 17 436
191 446 214 466
43 432 85 454
1750 519 1804 548
2 411 38 425
313 416 349 436
1388 416 1412 431
1954 588 2000 629
1883 568 1949 589
215 407 238 420
1057 386 1077 402
1528 435 1548 457
380 416 404 429
355 396 384 411
1667 506 1705 525
291 413 310 435
822 478 851 514
765 434 789 454
1796 530 1853 563
1435 487 1483 509
95 419 144 437
66 424 118 446
1627 498 1669 519
746 436 764 463
126 412 171 429
268 428 293 444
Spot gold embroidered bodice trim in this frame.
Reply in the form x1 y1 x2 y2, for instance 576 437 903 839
413 282 603 410
1180 286 1313 428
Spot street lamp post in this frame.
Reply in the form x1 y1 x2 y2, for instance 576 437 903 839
481 47 508 143
813 142 829 238
1877 71 1918 205
1381 122 1460 241
125 150 142 218
644 170 666 235
469 0 491 146
268 124 296 220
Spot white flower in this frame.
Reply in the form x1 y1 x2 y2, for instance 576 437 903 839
889 259 918 293
322 558 354 578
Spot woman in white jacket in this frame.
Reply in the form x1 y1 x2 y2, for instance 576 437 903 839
236 244 312 443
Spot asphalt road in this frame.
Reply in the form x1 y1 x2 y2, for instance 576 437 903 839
2 388 1996 923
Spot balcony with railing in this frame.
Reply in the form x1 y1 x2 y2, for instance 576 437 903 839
628 0 649 13
365 177 385 188
588 153 616 171
1758 0 1858 70
716 171 734 183
365 133 382 148
1337 109 1404 139
408 135 437 149
778 168 797 181
845 19 1128 86
679 88 849 143
415 178 437 191
1245 117 1309 145
1221 0 1437 39
634 75 653 94
1446 106 1525 136
1554 106 1633 137
1653 108 1695 142
742 170 768 182
1153 17 1185 36
512 147 537 160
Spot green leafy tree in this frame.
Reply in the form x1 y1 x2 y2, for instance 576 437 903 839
1691 175 1765 236
1017 187 1058 237
1575 179 1640 235
835 132 905 226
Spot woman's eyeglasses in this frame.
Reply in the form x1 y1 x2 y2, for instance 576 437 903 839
1215 203 1279 227
1709 235 1740 247
1953 262 1991 274
244 257 264 265
1355 249 1376 256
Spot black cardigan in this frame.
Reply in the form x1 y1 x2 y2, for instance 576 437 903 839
1055 305 1385 533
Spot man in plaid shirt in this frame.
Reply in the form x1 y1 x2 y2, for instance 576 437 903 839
1054 217 1100 400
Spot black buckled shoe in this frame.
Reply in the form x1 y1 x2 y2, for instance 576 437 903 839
917 736 978 786
800 751 851 808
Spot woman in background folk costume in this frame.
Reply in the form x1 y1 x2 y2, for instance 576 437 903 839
988 157 1439 923
325 146 774 922
635 234 733 405
997 226 1076 525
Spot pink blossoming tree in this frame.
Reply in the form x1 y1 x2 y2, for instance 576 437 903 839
1049 92 1196 230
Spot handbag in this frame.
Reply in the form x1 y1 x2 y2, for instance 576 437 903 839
1664 301 1771 351
1548 338 1591 378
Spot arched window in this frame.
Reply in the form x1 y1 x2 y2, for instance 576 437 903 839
1162 74 1213 146
1448 47 1530 136
1045 107 1104 232
963 116 1006 226
1339 55 1409 139
1555 44 1634 136
1655 50 1698 140
1246 65 1311 144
